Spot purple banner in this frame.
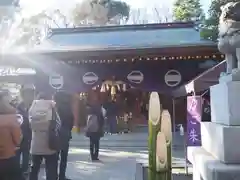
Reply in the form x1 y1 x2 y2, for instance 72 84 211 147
187 96 202 147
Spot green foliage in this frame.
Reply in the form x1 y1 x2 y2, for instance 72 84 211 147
173 0 203 21
208 0 238 21
72 0 130 25
96 0 130 20
106 1 130 21
200 27 218 41
200 0 239 41
200 18 218 41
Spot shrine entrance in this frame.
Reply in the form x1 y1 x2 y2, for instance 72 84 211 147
0 22 224 130
77 79 150 132
0 49 223 130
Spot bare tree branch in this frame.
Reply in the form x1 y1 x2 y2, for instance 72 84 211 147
154 7 162 22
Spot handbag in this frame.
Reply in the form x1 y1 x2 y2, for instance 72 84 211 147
48 108 61 150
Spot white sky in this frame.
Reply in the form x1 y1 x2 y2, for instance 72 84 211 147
19 0 211 17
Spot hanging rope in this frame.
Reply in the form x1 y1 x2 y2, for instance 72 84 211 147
200 89 209 97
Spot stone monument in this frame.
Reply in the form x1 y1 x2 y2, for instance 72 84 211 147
218 2 240 81
188 2 240 180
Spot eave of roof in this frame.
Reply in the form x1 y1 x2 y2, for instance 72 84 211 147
18 43 218 55
0 44 224 66
33 41 217 52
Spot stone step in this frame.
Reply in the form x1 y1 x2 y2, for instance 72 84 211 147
201 122 240 163
188 147 240 180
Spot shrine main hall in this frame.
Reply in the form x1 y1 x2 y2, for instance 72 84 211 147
0 21 224 127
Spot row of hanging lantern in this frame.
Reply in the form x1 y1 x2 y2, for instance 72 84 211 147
79 82 132 101
65 54 225 64
79 92 88 100
92 81 133 95
100 82 128 95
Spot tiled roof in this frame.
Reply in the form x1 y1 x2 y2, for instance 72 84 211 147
45 22 215 50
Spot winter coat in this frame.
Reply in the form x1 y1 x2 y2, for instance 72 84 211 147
29 100 57 155
0 114 22 159
86 105 104 138
17 102 32 149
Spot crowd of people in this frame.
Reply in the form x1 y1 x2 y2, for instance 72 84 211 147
0 85 104 180
0 83 146 180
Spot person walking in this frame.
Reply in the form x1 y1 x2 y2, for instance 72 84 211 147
16 85 35 178
28 93 59 180
0 91 23 180
105 97 118 134
85 103 104 161
54 92 74 180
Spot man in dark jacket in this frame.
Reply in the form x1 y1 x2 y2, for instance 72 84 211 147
54 92 74 180
16 85 35 178
105 98 118 134
86 104 104 161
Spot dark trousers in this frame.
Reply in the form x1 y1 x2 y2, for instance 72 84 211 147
59 141 70 180
16 145 30 175
0 156 22 180
29 153 58 180
90 136 100 160
108 116 117 134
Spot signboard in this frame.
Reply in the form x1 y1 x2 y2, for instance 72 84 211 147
187 96 202 147
49 74 64 89
82 72 98 85
127 71 144 84
164 70 181 87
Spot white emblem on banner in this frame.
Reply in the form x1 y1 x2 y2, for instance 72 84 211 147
127 71 144 84
0 66 36 76
82 72 98 85
49 74 64 89
164 70 181 87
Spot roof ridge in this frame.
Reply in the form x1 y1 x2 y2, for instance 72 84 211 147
50 22 195 36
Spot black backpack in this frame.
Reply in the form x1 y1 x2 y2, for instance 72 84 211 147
48 108 61 150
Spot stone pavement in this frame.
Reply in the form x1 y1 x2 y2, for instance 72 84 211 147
38 132 191 180
39 148 147 180
70 131 185 149
39 147 191 180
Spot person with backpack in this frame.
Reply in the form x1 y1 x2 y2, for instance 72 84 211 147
28 93 60 180
0 90 23 180
16 85 35 178
54 92 74 180
85 103 104 161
